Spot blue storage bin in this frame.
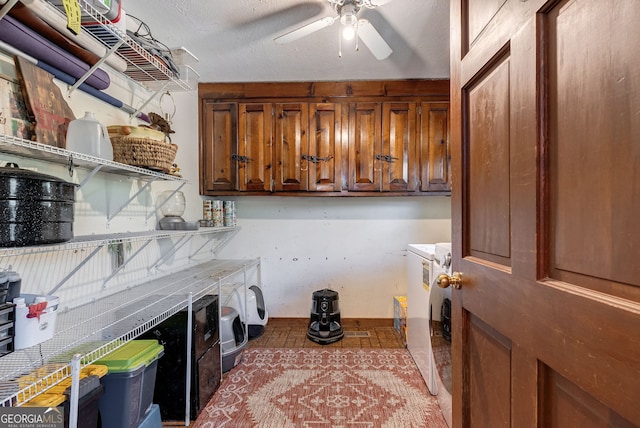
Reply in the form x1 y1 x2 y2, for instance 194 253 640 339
137 404 161 428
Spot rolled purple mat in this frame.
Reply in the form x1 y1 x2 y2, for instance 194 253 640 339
0 14 111 90
38 61 150 123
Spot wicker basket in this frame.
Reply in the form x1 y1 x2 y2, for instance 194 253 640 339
111 136 177 173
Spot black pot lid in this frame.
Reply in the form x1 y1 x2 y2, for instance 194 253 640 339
0 163 72 185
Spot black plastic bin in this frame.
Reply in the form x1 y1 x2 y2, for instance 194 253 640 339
63 375 103 428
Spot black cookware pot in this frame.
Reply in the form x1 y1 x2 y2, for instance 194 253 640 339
0 163 77 247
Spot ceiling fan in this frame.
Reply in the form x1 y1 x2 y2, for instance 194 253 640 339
274 0 396 60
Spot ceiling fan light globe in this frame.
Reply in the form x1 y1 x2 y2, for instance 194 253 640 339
342 25 356 40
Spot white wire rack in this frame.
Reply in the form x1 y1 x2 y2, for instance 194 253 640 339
0 258 260 407
0 133 186 182
0 228 239 258
74 0 194 92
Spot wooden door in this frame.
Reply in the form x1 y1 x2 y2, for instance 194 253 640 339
450 0 640 427
308 103 342 192
200 101 237 194
347 102 382 191
274 103 308 192
381 102 417 192
419 102 450 192
238 103 272 192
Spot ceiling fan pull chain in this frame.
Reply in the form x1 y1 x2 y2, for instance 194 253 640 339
338 29 343 57
355 22 360 52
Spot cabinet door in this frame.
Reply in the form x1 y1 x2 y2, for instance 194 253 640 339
201 101 238 193
238 103 272 192
274 103 308 191
347 102 382 191
308 103 342 192
381 102 417 192
419 103 450 192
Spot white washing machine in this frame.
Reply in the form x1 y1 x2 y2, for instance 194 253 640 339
431 242 452 333
406 243 438 394
431 242 452 428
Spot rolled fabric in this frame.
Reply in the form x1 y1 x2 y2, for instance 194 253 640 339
37 62 150 123
0 14 111 90
19 0 127 72
8 3 103 68
0 39 150 124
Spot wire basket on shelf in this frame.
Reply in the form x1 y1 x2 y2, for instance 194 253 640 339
111 136 177 173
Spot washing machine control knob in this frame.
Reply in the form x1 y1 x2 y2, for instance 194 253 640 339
443 252 452 268
437 272 463 289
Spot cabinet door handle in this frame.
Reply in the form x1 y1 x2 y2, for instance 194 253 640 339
375 154 398 163
231 154 252 163
302 154 334 163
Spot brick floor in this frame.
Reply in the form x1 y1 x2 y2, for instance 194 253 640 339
248 318 405 349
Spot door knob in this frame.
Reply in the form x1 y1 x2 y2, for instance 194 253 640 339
436 272 463 289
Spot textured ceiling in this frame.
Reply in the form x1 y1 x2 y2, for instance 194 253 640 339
123 0 450 83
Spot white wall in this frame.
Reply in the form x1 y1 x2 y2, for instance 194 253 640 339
217 197 451 318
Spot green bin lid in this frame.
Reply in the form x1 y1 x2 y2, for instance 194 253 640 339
96 340 164 373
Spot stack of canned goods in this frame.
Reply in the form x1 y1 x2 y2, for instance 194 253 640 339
202 200 236 227
223 200 236 226
201 201 213 227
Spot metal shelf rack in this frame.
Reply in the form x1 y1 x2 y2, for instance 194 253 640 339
0 0 195 122
0 227 241 298
0 132 191 222
69 0 196 115
0 228 239 258
0 258 260 407
0 133 186 183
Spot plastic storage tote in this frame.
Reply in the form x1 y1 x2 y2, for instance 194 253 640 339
96 340 164 428
44 366 107 428
137 403 162 428
62 376 103 428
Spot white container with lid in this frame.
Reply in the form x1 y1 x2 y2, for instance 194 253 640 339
14 294 59 349
66 112 113 161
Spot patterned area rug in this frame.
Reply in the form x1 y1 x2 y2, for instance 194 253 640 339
193 348 448 428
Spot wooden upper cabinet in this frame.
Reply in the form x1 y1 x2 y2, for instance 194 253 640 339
274 103 308 192
238 103 272 192
308 103 342 192
348 102 382 192
200 101 237 193
198 80 450 196
348 102 418 192
419 102 450 192
382 102 417 192
273 102 343 192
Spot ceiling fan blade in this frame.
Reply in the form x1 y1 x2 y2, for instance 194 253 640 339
357 19 392 60
365 0 396 6
274 16 337 44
